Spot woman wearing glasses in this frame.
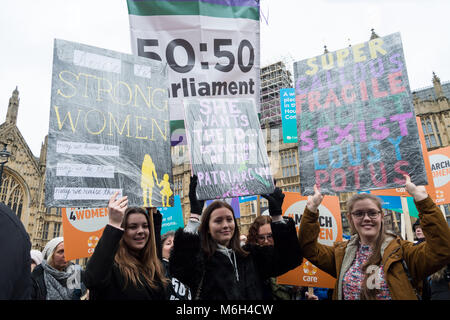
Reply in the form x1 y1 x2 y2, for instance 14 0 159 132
298 175 450 300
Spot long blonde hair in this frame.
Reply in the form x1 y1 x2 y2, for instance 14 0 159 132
114 207 168 290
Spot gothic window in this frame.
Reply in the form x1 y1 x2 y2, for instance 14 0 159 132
280 150 298 178
53 223 61 238
43 222 49 241
0 172 25 219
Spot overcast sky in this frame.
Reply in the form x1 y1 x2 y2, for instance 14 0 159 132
1 0 449 156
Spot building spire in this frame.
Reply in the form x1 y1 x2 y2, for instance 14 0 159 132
6 86 20 125
323 45 329 54
370 28 379 40
432 71 444 98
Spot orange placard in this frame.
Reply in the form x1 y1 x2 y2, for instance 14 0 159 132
62 207 108 261
429 146 450 205
277 192 342 288
371 117 435 200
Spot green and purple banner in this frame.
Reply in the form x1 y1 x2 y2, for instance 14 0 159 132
127 0 261 126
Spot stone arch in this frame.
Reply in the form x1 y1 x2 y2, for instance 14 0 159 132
0 167 30 220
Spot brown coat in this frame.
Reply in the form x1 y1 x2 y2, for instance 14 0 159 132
298 196 450 300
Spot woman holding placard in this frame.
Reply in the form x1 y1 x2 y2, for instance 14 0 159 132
168 175 303 300
84 192 169 299
298 175 450 300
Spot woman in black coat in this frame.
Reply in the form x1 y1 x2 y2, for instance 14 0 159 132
169 176 303 300
85 192 169 300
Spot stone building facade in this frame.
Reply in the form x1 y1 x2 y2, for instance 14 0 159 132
0 88 62 252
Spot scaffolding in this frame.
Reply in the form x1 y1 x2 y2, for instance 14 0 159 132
260 61 293 128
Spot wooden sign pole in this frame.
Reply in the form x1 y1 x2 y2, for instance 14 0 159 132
400 197 414 241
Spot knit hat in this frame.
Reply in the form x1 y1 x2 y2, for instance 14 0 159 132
412 220 421 231
30 249 43 265
42 237 64 260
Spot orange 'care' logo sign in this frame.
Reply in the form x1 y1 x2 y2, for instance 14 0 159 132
277 192 342 288
62 207 108 261
429 146 450 204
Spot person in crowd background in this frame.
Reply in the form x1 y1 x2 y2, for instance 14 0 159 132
0 202 31 299
31 237 86 300
161 231 191 300
30 249 43 272
169 175 303 300
85 192 169 300
298 175 450 300
426 264 450 300
246 215 292 300
413 220 426 244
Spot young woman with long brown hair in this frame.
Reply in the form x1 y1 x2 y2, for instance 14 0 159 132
85 192 169 299
298 175 450 300
169 176 303 300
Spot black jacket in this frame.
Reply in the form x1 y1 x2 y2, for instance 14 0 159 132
30 264 46 300
0 203 31 299
169 217 302 300
85 223 168 300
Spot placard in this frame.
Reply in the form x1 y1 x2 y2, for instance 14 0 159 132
429 146 450 204
45 39 173 208
160 195 185 234
295 33 427 195
127 0 261 121
62 207 107 261
277 192 342 288
184 98 274 200
280 88 298 143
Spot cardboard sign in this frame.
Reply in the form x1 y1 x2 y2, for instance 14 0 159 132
160 195 185 234
184 98 275 200
45 39 173 208
295 33 428 195
429 146 450 204
62 207 107 261
63 196 184 260
277 192 342 288
127 0 261 122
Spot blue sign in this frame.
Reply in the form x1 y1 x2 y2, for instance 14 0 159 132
238 195 257 203
280 88 297 143
359 191 419 218
159 195 184 234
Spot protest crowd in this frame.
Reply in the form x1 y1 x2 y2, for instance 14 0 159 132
1 0 450 306
1 173 449 301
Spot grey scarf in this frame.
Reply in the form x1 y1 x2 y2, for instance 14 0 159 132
41 260 81 300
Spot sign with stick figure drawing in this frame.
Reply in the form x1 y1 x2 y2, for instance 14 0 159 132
45 39 173 207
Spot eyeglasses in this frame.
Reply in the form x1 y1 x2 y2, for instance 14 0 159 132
257 234 273 242
351 210 381 219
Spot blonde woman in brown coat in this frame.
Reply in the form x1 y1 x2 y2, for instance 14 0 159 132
298 175 450 300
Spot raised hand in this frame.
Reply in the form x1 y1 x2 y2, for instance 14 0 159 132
107 191 128 229
307 184 324 213
404 174 428 201
261 187 285 217
189 174 205 215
